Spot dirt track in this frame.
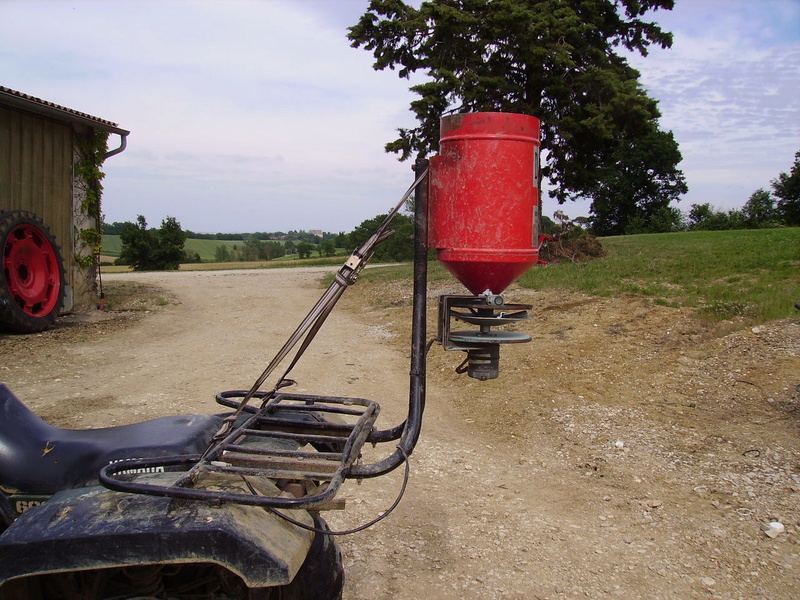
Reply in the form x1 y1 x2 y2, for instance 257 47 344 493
1 267 798 599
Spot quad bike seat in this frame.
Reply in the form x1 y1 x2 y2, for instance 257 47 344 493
0 384 223 494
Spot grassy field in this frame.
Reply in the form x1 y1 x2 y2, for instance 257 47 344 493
102 235 246 261
101 235 348 265
98 255 349 274
354 228 799 324
101 229 799 324
516 228 799 323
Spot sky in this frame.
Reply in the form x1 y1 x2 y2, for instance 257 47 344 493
1 0 798 234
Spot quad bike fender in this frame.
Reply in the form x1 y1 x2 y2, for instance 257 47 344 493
0 473 314 589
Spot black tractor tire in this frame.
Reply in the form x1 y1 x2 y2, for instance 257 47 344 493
0 210 67 333
275 516 344 600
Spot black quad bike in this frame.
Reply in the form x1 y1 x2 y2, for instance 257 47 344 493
0 138 536 599
0 167 433 600
0 382 350 599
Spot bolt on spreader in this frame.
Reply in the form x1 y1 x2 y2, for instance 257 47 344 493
101 111 542 516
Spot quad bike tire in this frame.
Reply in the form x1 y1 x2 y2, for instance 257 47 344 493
0 210 66 334
274 516 344 600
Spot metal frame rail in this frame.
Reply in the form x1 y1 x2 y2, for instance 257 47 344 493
100 392 379 509
99 160 431 509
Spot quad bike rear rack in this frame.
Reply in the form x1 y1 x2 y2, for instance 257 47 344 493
100 391 380 510
99 163 431 511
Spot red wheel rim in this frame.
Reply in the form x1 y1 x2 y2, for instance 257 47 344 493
2 223 62 317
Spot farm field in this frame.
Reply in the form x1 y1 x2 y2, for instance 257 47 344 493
101 234 253 261
519 228 799 323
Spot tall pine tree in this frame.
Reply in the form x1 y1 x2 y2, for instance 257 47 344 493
349 0 688 235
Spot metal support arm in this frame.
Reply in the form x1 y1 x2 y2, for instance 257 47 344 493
349 159 429 478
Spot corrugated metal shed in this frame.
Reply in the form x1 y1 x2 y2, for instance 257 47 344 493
0 86 128 313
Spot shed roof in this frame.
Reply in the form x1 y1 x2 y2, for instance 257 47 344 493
0 86 129 136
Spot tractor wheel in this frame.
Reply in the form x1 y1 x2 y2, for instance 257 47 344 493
275 516 344 600
0 210 66 333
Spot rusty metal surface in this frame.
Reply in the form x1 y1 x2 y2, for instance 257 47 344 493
100 391 379 510
437 295 532 351
427 112 541 295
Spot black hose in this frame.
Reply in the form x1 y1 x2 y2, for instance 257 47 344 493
244 447 411 536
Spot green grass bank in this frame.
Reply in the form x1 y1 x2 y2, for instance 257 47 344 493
356 228 798 324
517 228 799 323
103 229 799 325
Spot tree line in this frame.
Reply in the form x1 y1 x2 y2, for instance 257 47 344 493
110 149 797 270
107 213 415 271
621 151 799 233
114 215 187 271
683 151 799 232
346 2 798 236
104 222 333 244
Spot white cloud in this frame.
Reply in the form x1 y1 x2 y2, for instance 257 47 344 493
622 0 800 213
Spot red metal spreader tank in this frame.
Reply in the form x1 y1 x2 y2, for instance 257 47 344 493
428 112 541 296
427 112 540 380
